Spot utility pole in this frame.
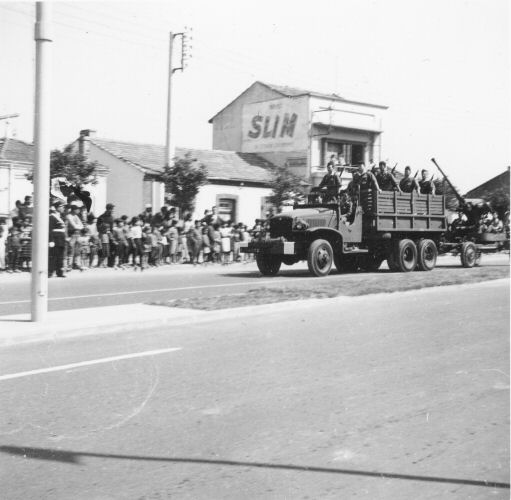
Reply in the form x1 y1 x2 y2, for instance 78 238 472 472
165 28 192 169
31 1 52 322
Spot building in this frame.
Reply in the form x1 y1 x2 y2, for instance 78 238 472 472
464 167 510 200
209 81 387 187
0 138 34 218
74 130 274 223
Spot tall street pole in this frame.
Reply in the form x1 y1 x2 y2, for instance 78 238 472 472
165 32 174 169
31 1 52 322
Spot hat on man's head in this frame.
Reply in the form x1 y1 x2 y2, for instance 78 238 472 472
145 204 152 209
106 203 115 210
53 200 64 208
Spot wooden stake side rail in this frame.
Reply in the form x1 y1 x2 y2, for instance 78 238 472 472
361 190 447 232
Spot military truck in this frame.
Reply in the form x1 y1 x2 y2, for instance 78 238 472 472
241 158 508 277
241 189 450 277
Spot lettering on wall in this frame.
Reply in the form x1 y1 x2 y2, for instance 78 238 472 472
248 113 298 139
242 97 308 153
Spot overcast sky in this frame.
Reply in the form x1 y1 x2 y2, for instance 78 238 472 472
0 0 509 192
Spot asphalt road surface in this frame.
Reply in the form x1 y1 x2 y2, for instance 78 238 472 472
0 254 508 316
0 279 508 499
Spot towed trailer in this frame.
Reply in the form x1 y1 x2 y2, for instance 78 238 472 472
240 189 504 277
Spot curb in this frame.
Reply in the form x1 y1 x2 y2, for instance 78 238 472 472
1 277 508 348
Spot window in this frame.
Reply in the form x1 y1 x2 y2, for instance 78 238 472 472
218 197 236 223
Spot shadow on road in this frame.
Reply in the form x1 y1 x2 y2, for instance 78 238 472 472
1 445 508 489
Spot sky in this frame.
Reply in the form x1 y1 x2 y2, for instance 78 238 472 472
0 0 509 193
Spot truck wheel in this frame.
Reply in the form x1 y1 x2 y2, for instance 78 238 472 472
256 254 281 276
394 239 417 272
417 239 437 271
460 242 477 268
308 239 333 277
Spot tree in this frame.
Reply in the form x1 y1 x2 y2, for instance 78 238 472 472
160 153 208 214
27 145 99 186
267 164 306 213
481 187 509 218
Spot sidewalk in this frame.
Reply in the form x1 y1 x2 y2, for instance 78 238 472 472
0 278 508 348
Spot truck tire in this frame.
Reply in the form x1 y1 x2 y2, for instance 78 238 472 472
308 239 333 277
394 239 417 272
460 242 477 268
256 254 281 276
417 239 437 271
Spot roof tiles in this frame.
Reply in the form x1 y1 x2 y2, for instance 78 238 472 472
90 137 274 184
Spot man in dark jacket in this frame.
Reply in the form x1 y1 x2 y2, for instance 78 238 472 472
48 201 67 277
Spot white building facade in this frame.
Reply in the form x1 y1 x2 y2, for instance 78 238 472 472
210 81 387 188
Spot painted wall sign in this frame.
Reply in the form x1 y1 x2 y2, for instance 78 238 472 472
242 96 309 153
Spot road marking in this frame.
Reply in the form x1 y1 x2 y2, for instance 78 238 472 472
0 348 181 382
0 276 331 306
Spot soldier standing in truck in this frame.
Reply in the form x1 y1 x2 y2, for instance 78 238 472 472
419 169 436 194
399 166 420 193
376 161 401 192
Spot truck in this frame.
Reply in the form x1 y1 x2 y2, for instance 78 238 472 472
240 159 509 277
241 188 449 277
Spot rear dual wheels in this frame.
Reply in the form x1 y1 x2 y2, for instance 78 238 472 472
417 239 437 271
388 238 438 272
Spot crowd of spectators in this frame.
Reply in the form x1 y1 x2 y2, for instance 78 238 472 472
0 198 263 274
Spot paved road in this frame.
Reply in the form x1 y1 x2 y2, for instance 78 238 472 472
0 254 508 316
0 280 508 499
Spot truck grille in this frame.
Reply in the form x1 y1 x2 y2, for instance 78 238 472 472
270 216 292 238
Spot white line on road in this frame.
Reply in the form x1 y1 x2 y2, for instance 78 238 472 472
0 276 326 306
0 348 182 382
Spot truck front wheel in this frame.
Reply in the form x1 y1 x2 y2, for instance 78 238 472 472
417 239 437 271
394 239 417 272
256 254 282 276
308 239 333 277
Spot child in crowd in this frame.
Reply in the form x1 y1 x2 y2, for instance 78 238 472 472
219 222 232 265
19 218 32 271
6 226 22 272
142 226 152 270
77 228 91 270
167 220 178 264
201 226 211 264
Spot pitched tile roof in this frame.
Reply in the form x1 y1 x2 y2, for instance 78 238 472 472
90 137 274 184
0 138 34 164
464 168 510 198
209 81 388 122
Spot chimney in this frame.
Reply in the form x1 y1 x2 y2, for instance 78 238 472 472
78 129 96 157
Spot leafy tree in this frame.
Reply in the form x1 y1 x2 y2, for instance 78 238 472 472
27 145 99 186
160 153 208 214
481 187 509 218
268 164 306 213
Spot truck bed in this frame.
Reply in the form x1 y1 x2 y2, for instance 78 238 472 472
361 191 447 232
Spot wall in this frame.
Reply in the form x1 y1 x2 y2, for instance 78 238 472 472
0 163 33 217
212 83 281 151
88 144 145 217
194 183 272 226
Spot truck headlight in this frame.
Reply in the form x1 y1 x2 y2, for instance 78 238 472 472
293 218 309 231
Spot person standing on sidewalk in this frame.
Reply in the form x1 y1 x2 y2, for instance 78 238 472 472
49 201 67 278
